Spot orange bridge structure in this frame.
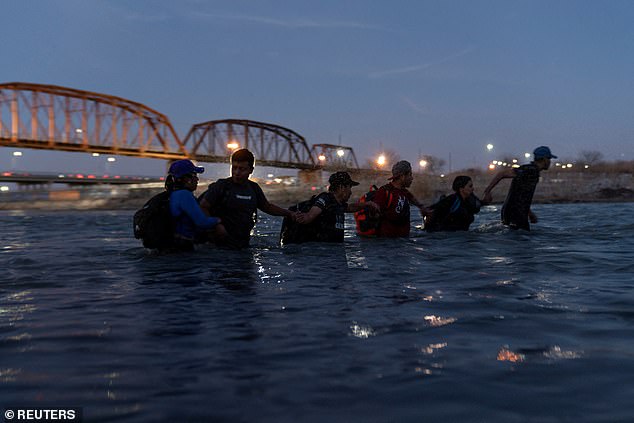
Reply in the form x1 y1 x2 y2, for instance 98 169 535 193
0 82 359 171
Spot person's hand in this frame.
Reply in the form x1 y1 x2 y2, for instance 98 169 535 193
482 192 493 204
295 212 307 224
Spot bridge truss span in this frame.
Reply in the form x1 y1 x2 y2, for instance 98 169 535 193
184 119 316 169
0 82 188 159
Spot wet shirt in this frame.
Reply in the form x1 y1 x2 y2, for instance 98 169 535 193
202 178 267 248
502 163 541 230
311 192 347 242
169 189 220 240
374 184 416 238
425 193 481 232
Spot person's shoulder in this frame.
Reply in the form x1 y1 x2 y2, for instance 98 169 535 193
313 191 330 208
170 188 192 202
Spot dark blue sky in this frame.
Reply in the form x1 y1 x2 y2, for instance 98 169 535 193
2 0 633 176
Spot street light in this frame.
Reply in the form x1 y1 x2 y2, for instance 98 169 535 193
486 143 494 152
419 159 428 171
227 141 240 151
11 151 23 169
376 154 386 167
336 149 345 157
318 154 326 162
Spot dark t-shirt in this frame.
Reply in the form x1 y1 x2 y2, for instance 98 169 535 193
311 192 347 242
373 184 416 238
502 163 541 230
425 193 481 232
202 177 267 248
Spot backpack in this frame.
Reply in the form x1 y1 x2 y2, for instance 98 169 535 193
133 191 174 249
279 196 318 245
354 185 393 237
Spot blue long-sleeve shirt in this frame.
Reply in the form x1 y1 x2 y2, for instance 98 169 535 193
170 189 220 239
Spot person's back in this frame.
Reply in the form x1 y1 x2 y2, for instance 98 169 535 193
501 163 540 230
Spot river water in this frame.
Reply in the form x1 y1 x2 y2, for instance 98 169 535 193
1 202 633 422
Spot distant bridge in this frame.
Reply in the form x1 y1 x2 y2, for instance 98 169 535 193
0 82 358 170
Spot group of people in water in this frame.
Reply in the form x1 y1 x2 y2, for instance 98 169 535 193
158 145 558 251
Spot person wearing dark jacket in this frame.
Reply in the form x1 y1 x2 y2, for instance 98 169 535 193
425 175 481 232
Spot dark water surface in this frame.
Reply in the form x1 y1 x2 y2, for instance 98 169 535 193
2 203 634 422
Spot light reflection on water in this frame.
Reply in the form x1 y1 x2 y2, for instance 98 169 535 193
0 203 633 421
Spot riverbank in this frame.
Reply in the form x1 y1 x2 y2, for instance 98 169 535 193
0 170 632 210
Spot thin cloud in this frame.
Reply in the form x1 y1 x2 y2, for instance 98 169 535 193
369 48 474 79
191 12 382 30
402 97 429 116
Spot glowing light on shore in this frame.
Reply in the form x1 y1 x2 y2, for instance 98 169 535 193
376 154 386 167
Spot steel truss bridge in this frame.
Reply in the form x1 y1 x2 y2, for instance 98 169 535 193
0 82 358 170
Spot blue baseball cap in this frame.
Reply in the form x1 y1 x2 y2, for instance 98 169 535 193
533 146 558 160
168 159 205 178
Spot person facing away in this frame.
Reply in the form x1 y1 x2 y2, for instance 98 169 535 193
291 171 379 243
166 159 221 251
482 146 557 230
373 160 428 238
424 175 482 232
199 148 297 249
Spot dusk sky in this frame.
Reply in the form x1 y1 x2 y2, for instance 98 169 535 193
2 0 633 177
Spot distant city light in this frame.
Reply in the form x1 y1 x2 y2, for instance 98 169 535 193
524 152 531 158
92 153 100 157
267 173 274 178
75 128 83 134
13 151 22 157
566 163 573 168
584 165 589 169
107 157 116 162
440 174 445 178
489 163 496 170
512 159 518 163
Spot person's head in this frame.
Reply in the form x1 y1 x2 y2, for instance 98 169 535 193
452 175 474 199
230 148 255 184
328 171 359 202
166 159 204 192
389 160 414 188
533 146 557 170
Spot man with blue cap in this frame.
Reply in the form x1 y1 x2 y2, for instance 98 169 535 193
482 146 558 230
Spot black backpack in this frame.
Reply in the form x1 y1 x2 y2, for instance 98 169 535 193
133 191 174 249
279 196 318 245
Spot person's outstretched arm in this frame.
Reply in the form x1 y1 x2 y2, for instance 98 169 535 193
482 168 516 203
